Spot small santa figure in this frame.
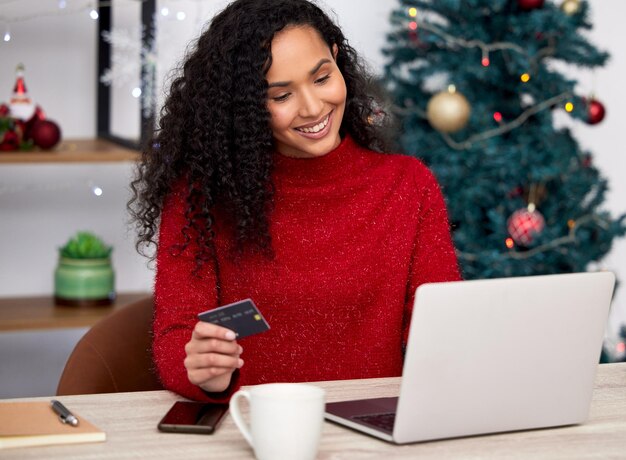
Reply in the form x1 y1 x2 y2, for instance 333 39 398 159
9 63 36 121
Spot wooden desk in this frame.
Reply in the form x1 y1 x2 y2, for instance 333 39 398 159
4 363 626 459
0 293 151 331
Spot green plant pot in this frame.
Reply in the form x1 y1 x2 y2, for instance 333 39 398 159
54 257 115 307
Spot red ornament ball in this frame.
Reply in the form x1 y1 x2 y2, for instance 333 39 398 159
0 128 21 151
587 99 606 125
507 208 545 246
23 105 47 141
31 119 61 150
518 0 545 10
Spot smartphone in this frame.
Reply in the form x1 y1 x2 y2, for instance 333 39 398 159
157 401 229 434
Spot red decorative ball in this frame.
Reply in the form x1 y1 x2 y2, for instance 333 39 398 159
0 129 21 151
518 0 545 10
23 105 46 141
507 208 545 246
0 103 9 117
31 119 61 150
587 99 606 125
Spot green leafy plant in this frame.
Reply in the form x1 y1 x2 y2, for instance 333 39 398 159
59 231 113 259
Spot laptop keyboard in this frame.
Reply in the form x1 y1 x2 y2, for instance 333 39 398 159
352 412 396 433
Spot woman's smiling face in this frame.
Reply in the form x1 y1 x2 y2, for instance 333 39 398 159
266 25 347 159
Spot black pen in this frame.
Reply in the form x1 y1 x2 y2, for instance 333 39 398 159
51 399 79 427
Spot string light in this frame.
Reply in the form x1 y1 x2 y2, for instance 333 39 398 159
1 1 146 30
160 7 170 16
505 238 515 249
493 112 503 122
567 219 576 229
394 17 580 153
132 87 142 98
408 21 417 31
565 102 574 112
408 7 417 17
412 20 552 77
401 91 574 151
176 11 186 21
458 214 609 262
3 30 10 42
481 49 490 67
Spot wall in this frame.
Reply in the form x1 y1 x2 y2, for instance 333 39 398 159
0 0 624 398
573 1 626 341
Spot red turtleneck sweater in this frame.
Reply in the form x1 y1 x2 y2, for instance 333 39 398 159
153 136 461 401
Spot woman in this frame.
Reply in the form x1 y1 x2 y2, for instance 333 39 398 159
130 0 461 402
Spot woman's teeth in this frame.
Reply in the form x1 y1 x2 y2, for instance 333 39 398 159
297 114 329 133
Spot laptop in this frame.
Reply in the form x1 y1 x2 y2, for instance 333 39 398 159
325 271 615 444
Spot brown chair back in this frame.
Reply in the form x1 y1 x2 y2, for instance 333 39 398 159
56 296 163 395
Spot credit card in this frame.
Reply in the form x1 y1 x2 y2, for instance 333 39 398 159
197 299 270 339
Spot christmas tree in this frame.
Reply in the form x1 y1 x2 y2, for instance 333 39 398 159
383 0 625 280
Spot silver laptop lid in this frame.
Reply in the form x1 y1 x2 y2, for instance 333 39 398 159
394 271 615 443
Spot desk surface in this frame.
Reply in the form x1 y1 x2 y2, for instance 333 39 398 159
0 293 150 331
4 363 626 459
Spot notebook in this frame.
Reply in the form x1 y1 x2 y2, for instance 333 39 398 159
0 401 106 449
325 271 615 444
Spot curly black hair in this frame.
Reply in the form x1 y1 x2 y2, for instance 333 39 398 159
129 0 395 269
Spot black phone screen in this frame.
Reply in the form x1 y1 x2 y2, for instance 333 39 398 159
157 401 229 434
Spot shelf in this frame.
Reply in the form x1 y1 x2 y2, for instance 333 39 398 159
0 292 151 331
0 138 140 164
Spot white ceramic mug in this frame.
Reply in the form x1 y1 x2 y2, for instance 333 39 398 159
229 383 326 460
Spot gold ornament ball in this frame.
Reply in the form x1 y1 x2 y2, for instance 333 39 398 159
426 89 471 133
561 0 581 15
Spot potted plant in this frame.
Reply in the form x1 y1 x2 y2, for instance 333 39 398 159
54 231 115 306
